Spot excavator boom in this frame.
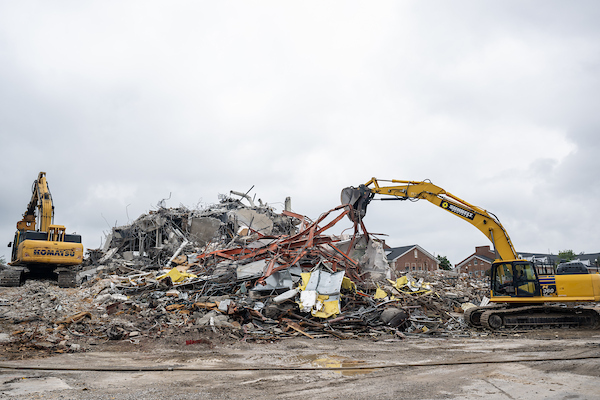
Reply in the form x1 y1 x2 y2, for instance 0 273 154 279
16 172 54 232
342 178 518 261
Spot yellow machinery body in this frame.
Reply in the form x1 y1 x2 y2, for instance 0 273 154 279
491 261 600 304
12 225 83 267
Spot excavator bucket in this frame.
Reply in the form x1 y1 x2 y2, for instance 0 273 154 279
341 185 373 222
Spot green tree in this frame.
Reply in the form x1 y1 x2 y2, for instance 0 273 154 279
436 255 452 270
557 249 577 262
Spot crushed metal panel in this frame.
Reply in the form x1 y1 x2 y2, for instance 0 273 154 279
305 270 346 295
251 269 294 292
298 269 345 318
312 296 341 318
237 259 270 280
299 290 318 312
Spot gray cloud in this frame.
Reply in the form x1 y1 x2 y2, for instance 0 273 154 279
2 1 600 265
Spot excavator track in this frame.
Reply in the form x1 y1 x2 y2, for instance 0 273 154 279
464 304 503 328
480 306 600 331
0 268 25 287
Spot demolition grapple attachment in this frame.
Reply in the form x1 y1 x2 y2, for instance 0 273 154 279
340 184 373 222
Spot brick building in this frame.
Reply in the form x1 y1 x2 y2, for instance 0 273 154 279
386 245 439 276
455 245 495 278
457 246 600 277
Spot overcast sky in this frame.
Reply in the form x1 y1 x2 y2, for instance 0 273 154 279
1 1 599 266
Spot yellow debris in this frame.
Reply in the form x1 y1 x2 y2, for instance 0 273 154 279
157 268 197 283
374 287 388 299
341 277 357 292
311 298 340 318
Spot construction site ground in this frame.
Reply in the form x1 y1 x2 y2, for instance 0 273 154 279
1 280 600 400
1 333 600 400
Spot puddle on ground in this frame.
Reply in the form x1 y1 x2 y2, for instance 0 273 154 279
295 354 375 376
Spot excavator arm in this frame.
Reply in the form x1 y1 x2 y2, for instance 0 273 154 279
341 178 519 261
16 172 54 232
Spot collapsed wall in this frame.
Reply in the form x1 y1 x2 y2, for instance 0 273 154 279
96 192 300 269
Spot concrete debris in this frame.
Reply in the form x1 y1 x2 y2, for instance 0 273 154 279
94 192 299 271
0 191 494 359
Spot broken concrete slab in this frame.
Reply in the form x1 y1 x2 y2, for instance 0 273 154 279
229 208 274 236
189 216 222 245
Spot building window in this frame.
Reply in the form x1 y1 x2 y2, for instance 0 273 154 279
414 249 418 258
474 259 478 265
412 263 416 270
405 262 410 271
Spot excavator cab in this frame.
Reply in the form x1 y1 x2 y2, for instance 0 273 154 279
491 261 541 298
47 225 65 242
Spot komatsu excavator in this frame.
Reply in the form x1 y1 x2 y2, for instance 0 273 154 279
342 178 600 330
1 172 83 287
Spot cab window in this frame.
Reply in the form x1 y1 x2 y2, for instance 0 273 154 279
514 263 538 296
493 262 540 297
493 263 513 296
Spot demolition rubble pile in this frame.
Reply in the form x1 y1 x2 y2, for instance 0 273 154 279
0 192 490 358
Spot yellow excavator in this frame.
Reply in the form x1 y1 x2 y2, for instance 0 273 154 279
342 178 600 330
2 172 83 287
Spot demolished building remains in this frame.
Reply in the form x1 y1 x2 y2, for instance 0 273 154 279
0 190 491 358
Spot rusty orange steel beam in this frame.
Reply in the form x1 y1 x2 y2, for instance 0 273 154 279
196 204 367 284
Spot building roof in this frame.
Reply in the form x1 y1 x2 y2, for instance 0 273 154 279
518 252 600 265
455 254 494 268
576 253 600 264
385 245 439 265
457 248 600 267
385 245 416 261
518 252 559 263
